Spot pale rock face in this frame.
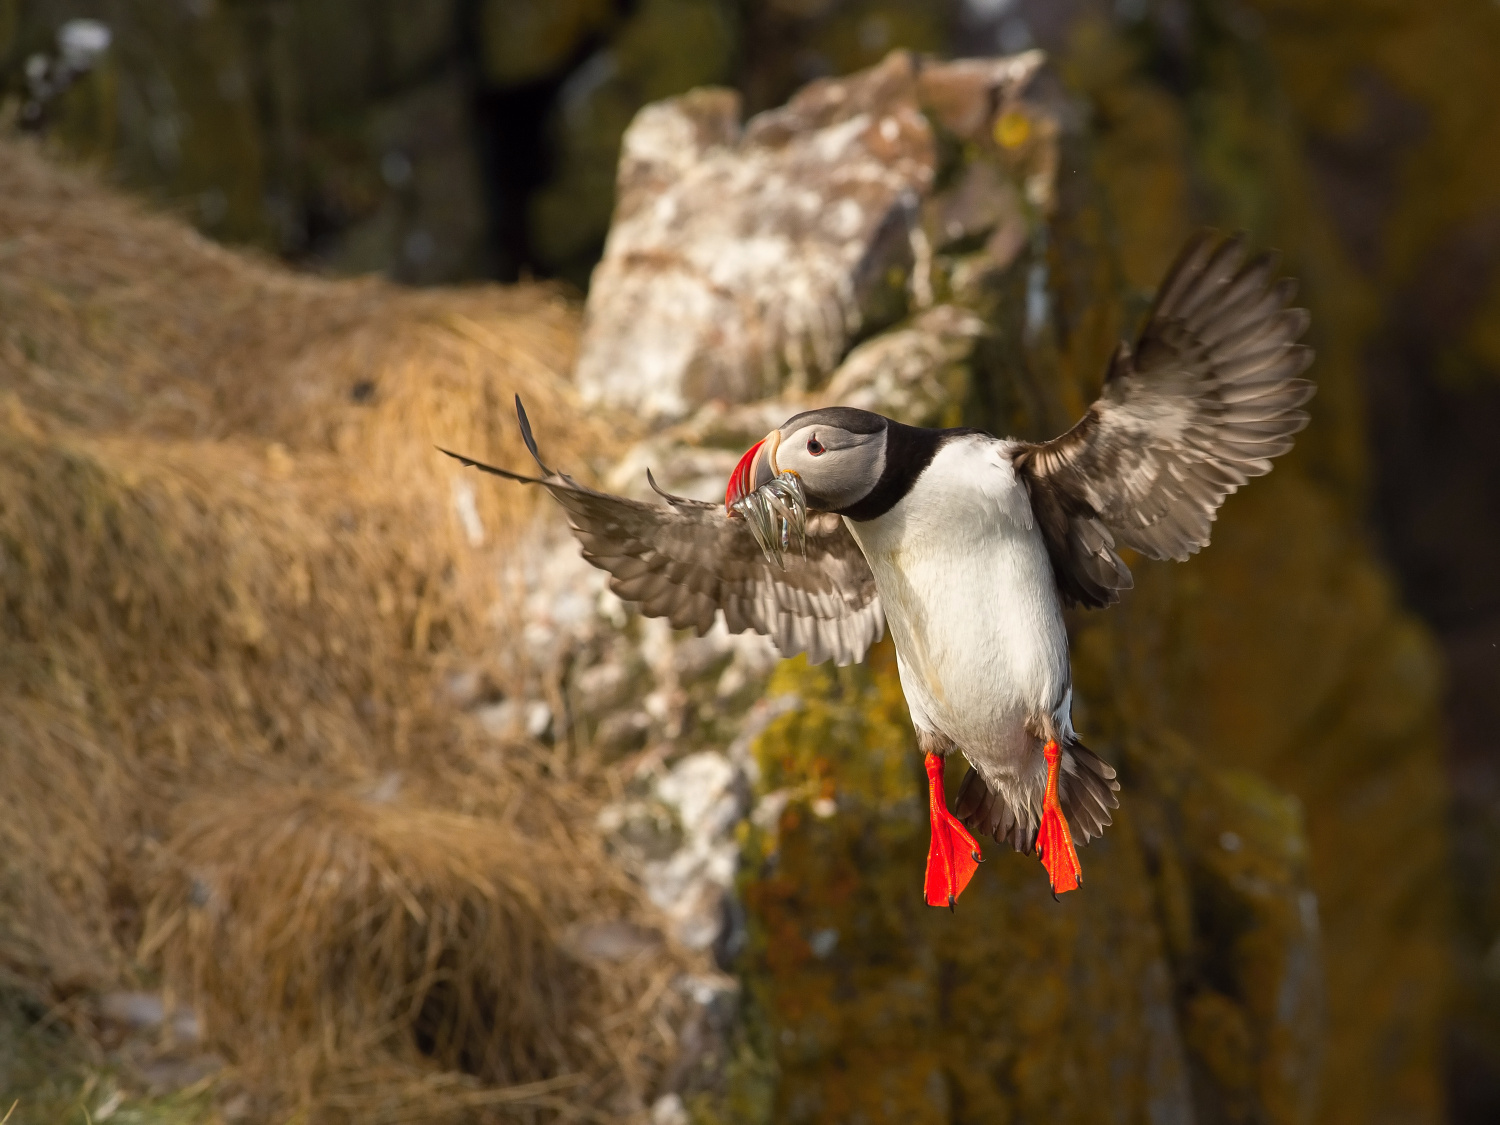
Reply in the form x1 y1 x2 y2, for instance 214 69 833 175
575 49 1047 425
576 53 940 423
597 303 984 508
822 304 986 427
629 749 744 951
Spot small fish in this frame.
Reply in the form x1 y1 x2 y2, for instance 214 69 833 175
732 472 808 569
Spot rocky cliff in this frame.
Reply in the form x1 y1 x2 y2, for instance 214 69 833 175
1 4 1479 1122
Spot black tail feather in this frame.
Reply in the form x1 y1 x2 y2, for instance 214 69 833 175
956 739 1122 854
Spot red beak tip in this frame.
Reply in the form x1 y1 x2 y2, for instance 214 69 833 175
726 438 767 510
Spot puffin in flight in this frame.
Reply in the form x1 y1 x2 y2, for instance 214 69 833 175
443 232 1314 906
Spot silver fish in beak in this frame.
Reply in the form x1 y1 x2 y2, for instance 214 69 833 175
725 430 808 569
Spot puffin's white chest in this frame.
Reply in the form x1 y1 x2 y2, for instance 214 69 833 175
845 437 1070 765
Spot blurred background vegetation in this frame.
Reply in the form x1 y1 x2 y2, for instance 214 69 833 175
2 0 1499 1123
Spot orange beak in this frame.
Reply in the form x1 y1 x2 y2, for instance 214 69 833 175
725 431 780 513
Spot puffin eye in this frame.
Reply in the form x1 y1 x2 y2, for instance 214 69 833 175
806 437 825 456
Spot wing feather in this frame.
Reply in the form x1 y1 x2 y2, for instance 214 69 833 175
1014 231 1315 607
440 401 883 666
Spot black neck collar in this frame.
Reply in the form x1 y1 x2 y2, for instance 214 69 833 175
838 422 981 522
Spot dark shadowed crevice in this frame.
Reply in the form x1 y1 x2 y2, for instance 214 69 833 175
472 74 566 283
464 0 631 283
1361 215 1500 1125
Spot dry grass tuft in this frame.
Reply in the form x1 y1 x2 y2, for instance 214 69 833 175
144 787 658 1123
0 135 678 1120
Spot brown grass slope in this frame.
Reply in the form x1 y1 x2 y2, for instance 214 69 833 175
0 136 676 1122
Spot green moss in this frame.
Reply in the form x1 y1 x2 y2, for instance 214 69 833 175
738 0 948 114
794 1 948 82
0 991 218 1125
1045 12 1453 1120
12 1 1470 1116
722 9 1456 1119
478 0 616 87
528 0 739 281
34 1 266 244
0 0 20 70
726 638 1327 1122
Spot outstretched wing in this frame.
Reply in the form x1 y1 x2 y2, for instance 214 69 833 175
1013 231 1316 608
442 399 884 666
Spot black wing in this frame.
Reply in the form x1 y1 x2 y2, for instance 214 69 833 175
1013 231 1316 607
441 398 884 666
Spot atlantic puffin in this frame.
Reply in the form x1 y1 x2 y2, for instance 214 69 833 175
443 232 1314 906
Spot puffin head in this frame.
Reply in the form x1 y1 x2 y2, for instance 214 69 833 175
725 407 888 515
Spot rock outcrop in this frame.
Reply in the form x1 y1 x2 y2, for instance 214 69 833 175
574 45 1447 1125
574 52 1041 422
0 13 1464 1124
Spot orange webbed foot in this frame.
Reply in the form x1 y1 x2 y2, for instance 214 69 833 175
1037 739 1082 896
923 752 982 909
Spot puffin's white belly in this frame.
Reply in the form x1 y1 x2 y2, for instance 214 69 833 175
845 437 1070 773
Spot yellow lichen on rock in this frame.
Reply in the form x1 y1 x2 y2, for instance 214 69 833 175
723 16 1452 1122
1054 12 1454 1121
736 635 1328 1123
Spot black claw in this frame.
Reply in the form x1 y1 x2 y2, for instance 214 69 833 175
948 895 956 912
972 850 982 862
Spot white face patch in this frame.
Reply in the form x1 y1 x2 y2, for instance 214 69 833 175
775 422 885 511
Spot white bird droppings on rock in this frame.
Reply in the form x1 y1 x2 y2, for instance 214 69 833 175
575 53 938 422
650 1092 690 1125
